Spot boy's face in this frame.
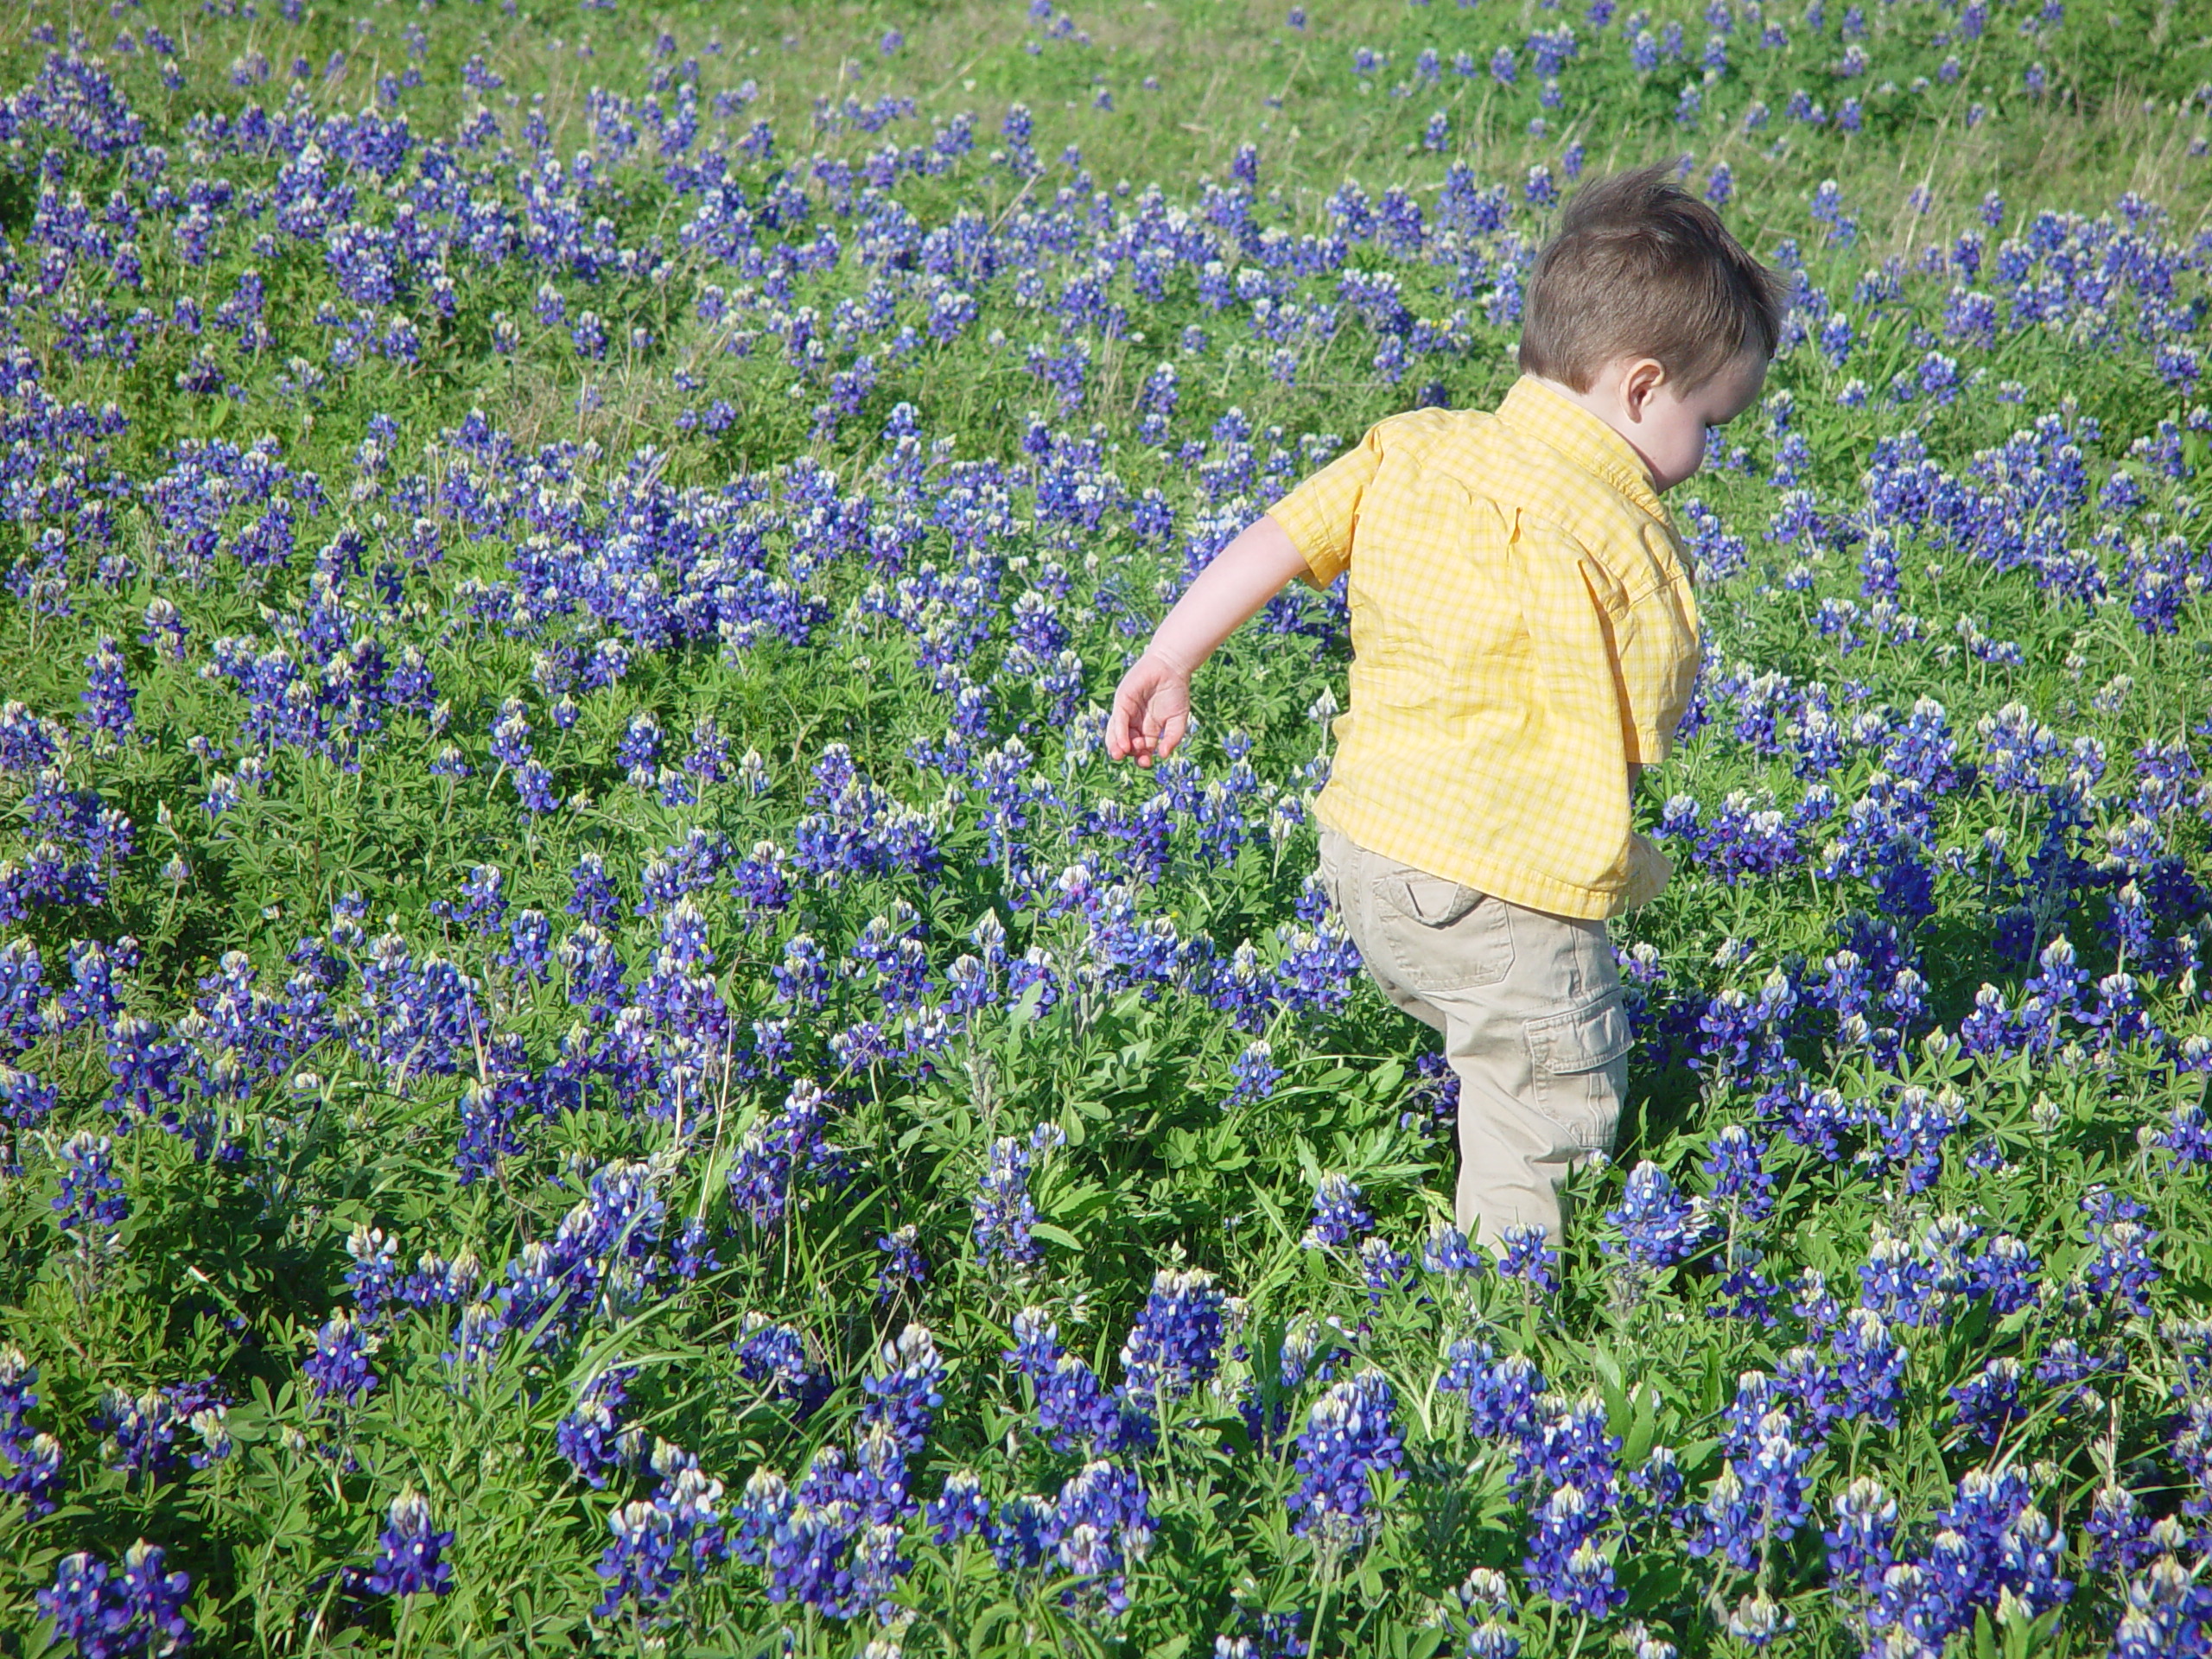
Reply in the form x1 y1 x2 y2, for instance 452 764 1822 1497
1611 349 1769 493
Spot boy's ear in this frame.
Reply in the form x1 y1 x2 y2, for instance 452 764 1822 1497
1620 357 1669 421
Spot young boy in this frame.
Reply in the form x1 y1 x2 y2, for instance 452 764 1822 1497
1105 166 1784 1248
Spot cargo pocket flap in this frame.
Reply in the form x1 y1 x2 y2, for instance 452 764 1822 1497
1526 995 1633 1075
1381 869 1483 928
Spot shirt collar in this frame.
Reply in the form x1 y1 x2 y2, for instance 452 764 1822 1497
1496 375 1667 518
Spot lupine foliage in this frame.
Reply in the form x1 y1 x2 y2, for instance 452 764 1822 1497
0 0 2209 1654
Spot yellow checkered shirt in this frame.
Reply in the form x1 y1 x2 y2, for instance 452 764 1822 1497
1267 375 1701 921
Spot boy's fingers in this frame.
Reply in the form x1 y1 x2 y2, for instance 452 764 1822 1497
1106 682 1146 758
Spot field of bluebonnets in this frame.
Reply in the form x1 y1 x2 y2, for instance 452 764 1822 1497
3 0 2212 1652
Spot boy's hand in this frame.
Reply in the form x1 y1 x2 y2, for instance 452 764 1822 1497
1103 514 1308 768
1107 652 1192 767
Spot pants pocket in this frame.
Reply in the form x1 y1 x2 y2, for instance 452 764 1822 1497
1371 863 1516 994
1524 990 1631 1151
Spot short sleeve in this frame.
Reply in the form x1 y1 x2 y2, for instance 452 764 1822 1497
1264 420 1390 590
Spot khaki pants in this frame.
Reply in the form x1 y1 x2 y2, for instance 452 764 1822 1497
1316 823 1631 1249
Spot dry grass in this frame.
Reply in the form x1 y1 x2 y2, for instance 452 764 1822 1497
6 0 2206 235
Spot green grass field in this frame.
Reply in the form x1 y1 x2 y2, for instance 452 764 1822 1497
2 0 2212 1654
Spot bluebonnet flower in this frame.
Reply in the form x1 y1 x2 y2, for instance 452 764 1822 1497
1301 1173 1370 1249
512 760 558 812
1043 1459 1154 1614
1824 1474 1898 1596
503 909 551 982
1440 1342 1546 1442
1360 1236 1414 1302
1287 1370 1402 1546
1603 1161 1710 1268
39 1541 193 1658
556 1369 638 1488
1516 1399 1620 1503
1967 1233 2038 1316
596 1465 721 1617
1499 1224 1558 1295
364 1489 454 1598
1119 1268 1225 1402
1832 1309 1906 1427
973 1122 1064 1268
926 1470 989 1544
1691 1407 1813 1568
734 1314 817 1408
1865 1084 1957 1193
304 1311 378 1405
2112 1555 2212 1656
1522 1487 1623 1618
756 1440 911 1617
496 1157 671 1346
1857 1227 1945 1326
2084 1484 2158 1575
2154 1101 2212 1166
989 1491 1054 1573
1622 1446 1687 1536
488 698 533 769
0 1347 64 1517
730 842 794 917
2081 1187 2159 1317
442 863 507 935
344 1225 403 1326
54 1130 127 1249
567 854 621 925
1224 1039 1281 1107
726 1469 791 1569
2036 1339 2124 1414
140 599 188 663
81 636 136 741
1007 1308 1145 1454
861 1323 945 1456
104 1015 189 1130
617 712 661 785
1726 1593 1792 1647
37 1554 118 1658
1948 1357 2021 1446
1872 1467 2071 1650
728 1083 837 1230
772 934 830 1010
1720 1371 1785 1452
1703 1125 1776 1219
1421 1221 1486 1277
875 1225 925 1302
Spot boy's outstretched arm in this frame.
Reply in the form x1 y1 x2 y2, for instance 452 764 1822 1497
1106 513 1313 767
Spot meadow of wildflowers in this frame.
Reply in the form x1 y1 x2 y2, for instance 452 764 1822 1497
0 0 2209 1652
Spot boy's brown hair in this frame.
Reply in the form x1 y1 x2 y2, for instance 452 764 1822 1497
1519 164 1787 394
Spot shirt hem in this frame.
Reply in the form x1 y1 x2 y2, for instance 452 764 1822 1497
1314 790 1665 921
